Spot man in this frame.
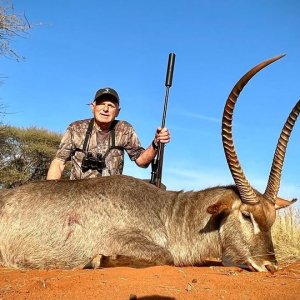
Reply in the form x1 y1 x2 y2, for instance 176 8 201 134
47 87 170 180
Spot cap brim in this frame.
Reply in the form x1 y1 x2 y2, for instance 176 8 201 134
94 94 119 104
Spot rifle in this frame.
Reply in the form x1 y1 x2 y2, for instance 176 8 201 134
150 53 176 188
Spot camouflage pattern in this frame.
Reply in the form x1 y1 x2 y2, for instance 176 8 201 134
55 118 145 179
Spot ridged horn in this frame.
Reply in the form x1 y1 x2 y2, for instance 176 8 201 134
264 100 300 202
222 54 285 204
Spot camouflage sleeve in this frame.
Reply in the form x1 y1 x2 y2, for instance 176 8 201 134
117 121 145 161
54 126 73 162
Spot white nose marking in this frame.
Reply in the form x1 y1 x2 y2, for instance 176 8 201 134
250 213 261 234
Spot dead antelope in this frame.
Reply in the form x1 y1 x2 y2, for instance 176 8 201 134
0 55 298 272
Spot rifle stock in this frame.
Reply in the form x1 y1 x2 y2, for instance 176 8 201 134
150 53 176 188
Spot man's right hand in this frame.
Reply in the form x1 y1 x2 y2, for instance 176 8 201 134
46 159 66 180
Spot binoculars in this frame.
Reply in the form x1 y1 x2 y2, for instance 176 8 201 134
81 152 106 173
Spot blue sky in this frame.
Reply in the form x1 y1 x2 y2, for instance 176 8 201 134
1 0 300 207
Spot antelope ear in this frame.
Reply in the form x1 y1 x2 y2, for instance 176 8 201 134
275 197 297 210
207 200 232 216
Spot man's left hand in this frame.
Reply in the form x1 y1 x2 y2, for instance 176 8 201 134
154 127 171 145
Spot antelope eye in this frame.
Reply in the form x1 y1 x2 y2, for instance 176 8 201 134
241 211 251 220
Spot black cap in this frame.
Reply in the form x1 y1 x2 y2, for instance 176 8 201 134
94 87 120 105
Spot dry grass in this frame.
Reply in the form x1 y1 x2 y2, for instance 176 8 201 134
272 207 300 266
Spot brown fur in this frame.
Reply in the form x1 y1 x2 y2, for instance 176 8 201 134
0 176 292 272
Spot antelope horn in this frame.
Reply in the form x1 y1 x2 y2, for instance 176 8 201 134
264 100 300 202
222 54 285 204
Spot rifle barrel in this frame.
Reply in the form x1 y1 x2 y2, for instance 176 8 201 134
154 53 176 188
165 53 176 87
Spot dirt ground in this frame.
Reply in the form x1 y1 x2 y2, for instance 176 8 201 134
0 262 299 300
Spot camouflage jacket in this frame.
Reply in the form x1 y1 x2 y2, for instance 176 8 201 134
55 118 145 179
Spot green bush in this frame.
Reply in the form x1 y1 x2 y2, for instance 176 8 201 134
0 125 66 187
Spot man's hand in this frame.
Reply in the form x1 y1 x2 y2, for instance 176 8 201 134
46 159 66 180
153 127 171 146
135 127 171 167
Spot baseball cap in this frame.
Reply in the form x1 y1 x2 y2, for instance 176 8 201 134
94 87 120 105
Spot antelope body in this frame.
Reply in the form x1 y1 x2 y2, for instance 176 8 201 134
0 55 298 272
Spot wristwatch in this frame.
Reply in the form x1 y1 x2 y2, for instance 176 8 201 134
152 140 158 150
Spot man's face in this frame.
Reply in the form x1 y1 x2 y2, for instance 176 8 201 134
91 98 120 125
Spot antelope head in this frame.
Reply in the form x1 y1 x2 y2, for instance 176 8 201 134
219 55 298 272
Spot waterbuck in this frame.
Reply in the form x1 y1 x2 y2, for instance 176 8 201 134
0 55 298 272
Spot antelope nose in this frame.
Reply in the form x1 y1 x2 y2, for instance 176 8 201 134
265 263 278 274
